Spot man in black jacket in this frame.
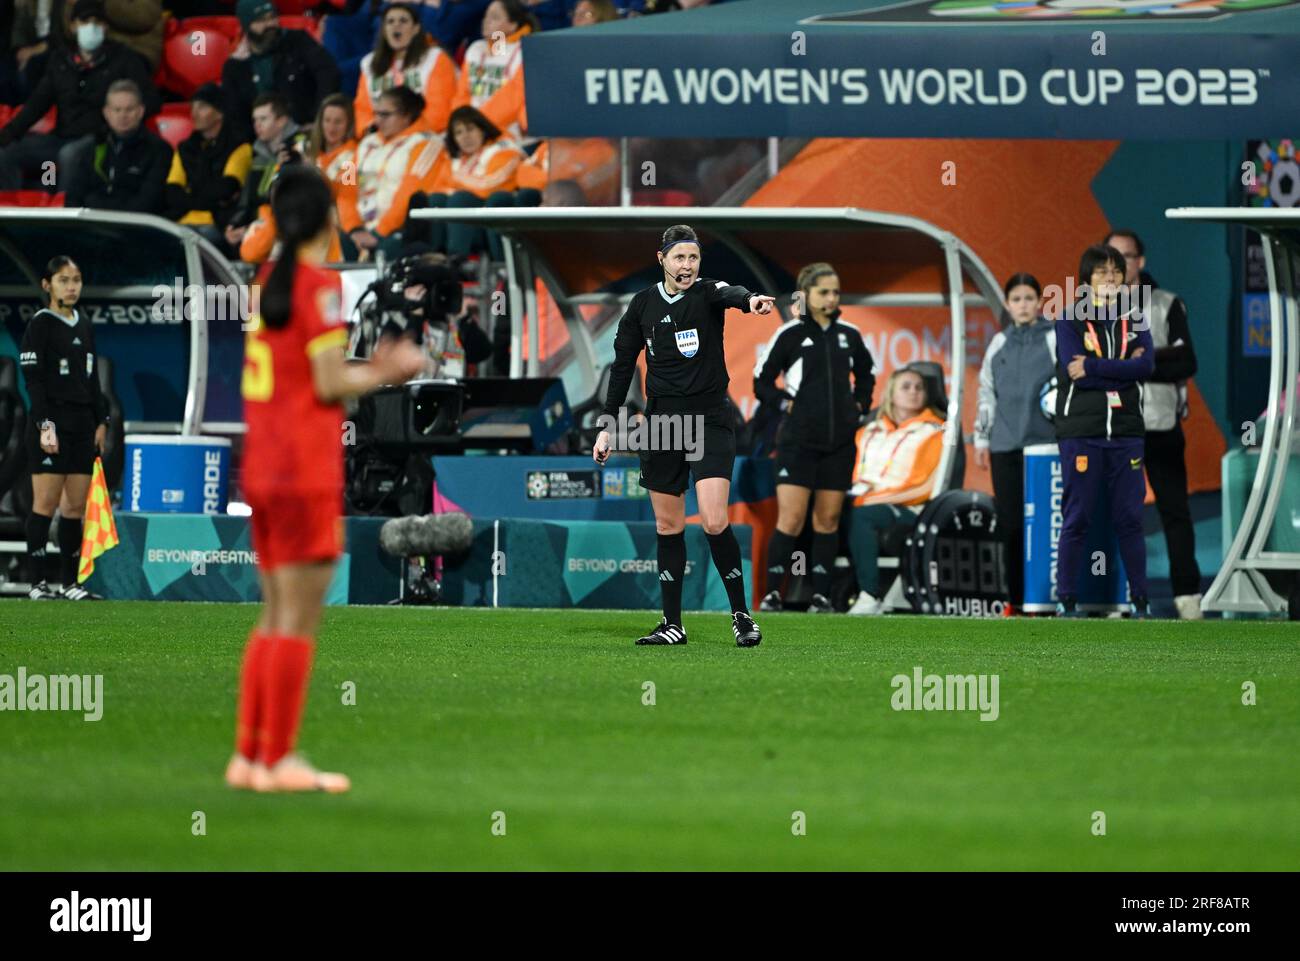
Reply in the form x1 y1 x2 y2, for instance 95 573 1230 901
64 78 169 212
0 0 159 195
165 83 253 251
221 0 340 143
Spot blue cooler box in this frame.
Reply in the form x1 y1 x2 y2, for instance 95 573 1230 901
1023 442 1129 613
123 435 231 514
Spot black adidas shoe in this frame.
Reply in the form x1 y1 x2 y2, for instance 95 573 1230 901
759 590 783 612
807 593 834 614
636 618 687 646
59 584 104 601
28 580 59 600
732 611 761 647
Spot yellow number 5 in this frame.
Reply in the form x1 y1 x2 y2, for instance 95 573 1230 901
242 321 274 402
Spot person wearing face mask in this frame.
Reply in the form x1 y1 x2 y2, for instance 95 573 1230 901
0 0 158 195
973 273 1057 614
354 2 458 137
64 78 170 213
221 0 341 144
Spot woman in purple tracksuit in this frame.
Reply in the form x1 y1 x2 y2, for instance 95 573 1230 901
1054 244 1155 618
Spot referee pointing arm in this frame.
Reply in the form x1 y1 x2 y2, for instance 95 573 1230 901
593 224 774 647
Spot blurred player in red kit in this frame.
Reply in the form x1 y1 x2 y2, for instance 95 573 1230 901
225 165 424 793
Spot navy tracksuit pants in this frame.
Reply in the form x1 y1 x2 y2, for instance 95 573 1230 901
1057 437 1149 601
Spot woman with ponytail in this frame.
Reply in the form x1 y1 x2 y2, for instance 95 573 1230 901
227 165 423 794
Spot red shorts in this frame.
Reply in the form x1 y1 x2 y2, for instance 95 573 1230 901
247 488 345 572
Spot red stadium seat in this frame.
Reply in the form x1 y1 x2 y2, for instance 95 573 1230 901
30 108 57 135
149 103 196 148
632 189 695 207
162 27 235 98
0 191 66 207
279 14 323 39
180 16 242 44
274 0 321 14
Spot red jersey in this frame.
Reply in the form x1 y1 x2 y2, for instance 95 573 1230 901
241 262 348 494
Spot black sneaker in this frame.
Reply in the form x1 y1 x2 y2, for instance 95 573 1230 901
636 618 687 646
732 611 762 647
759 590 783 612
1055 598 1085 619
1129 596 1149 620
807 593 834 614
28 580 59 600
59 584 105 600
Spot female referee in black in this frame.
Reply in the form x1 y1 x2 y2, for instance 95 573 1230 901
20 255 110 601
753 261 875 613
593 224 775 647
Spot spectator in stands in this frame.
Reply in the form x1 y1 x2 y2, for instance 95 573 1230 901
0 0 158 195
323 0 490 99
1106 228 1203 620
104 0 164 70
422 105 526 258
221 0 341 143
337 85 444 259
355 2 458 137
165 83 253 249
8 0 52 104
572 0 619 25
64 78 169 212
973 273 1055 615
241 93 357 264
227 92 310 255
844 366 946 615
454 0 536 146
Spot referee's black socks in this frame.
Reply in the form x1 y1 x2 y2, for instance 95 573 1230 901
658 531 686 626
26 512 53 581
765 529 795 595
706 526 749 615
58 516 83 587
811 531 839 598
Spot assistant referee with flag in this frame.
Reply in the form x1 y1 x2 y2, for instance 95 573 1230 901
19 255 110 600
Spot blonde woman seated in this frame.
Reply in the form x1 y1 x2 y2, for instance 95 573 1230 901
845 366 946 615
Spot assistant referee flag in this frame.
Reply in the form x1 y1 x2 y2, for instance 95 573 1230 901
78 457 119 583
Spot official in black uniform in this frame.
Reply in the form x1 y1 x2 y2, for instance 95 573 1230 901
753 262 875 612
593 224 775 647
19 256 110 600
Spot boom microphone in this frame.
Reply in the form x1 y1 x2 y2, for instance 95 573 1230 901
379 512 474 558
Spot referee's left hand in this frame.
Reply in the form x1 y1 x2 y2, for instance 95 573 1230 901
1067 355 1087 381
94 424 107 454
749 294 775 315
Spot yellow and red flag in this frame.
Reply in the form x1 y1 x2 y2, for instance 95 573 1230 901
78 457 119 583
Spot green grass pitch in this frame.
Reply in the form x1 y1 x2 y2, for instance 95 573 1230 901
2 602 1297 870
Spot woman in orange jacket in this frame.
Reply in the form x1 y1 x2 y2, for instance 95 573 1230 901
453 0 535 146
421 105 526 259
844 366 946 615
355 2 458 138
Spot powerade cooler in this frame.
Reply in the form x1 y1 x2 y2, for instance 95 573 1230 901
123 435 231 514
1022 443 1128 613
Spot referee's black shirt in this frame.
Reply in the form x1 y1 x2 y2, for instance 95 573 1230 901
602 278 756 417
19 308 109 429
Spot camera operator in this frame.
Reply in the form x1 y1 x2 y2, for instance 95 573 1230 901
351 251 492 378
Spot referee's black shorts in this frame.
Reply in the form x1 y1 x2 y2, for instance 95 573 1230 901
638 405 736 496
27 406 97 476
774 441 856 492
